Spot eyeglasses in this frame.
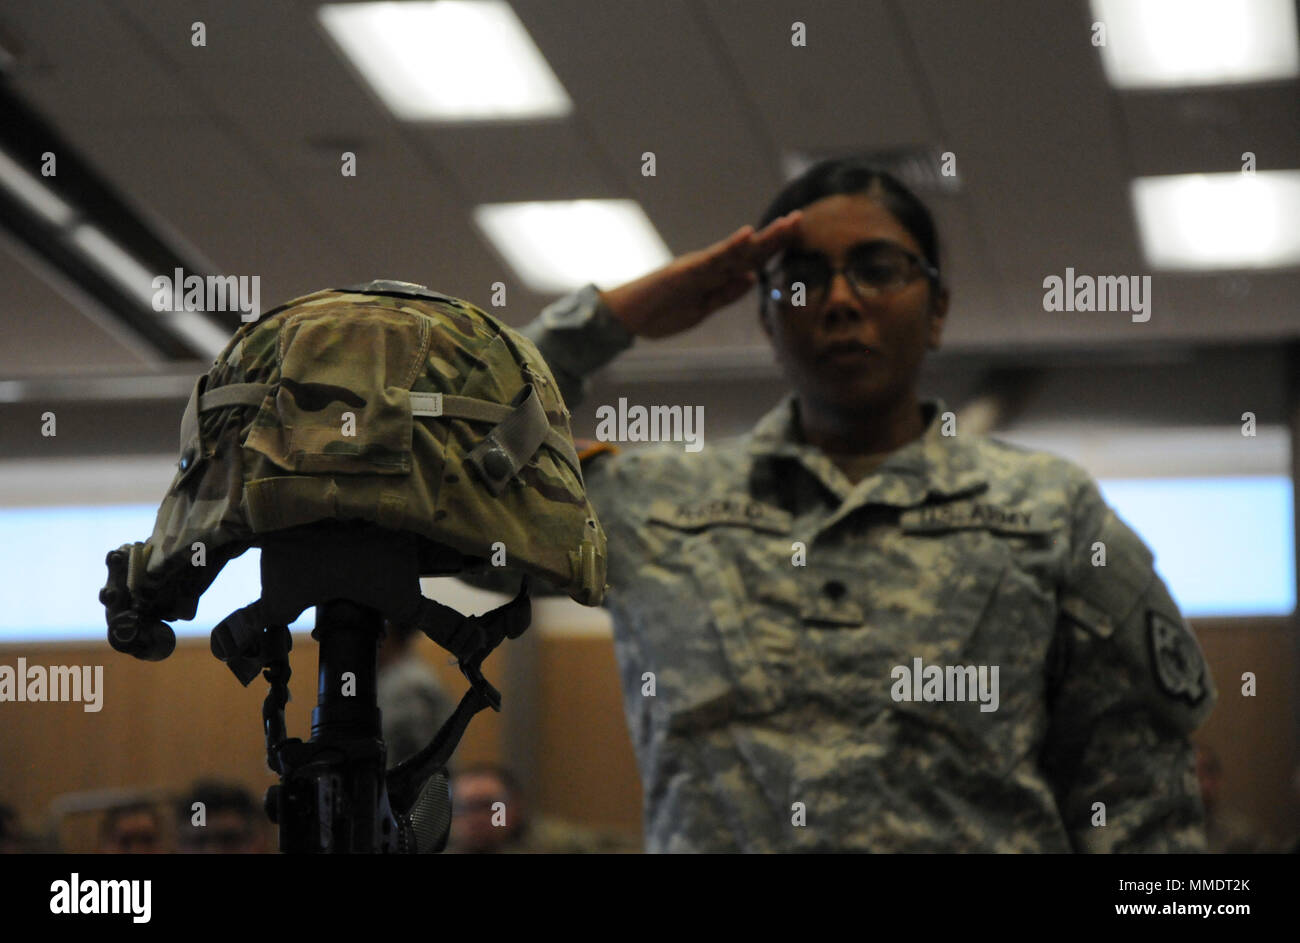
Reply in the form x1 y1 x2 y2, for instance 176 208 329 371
763 240 939 308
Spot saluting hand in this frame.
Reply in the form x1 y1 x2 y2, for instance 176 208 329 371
599 211 803 339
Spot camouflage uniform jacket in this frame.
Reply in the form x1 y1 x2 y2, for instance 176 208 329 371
523 287 1216 853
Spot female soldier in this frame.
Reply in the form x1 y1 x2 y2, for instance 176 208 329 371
521 158 1215 853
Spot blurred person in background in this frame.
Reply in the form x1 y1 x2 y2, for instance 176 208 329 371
1291 763 1300 854
447 764 637 853
0 803 34 853
174 779 270 854
378 618 454 769
1196 743 1271 853
97 800 166 854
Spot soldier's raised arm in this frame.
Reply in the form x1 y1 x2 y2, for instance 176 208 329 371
519 212 802 410
1042 472 1217 852
519 285 635 411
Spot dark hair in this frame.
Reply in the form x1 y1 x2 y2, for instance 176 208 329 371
0 803 20 842
452 763 522 798
99 801 161 839
383 617 420 646
757 159 942 305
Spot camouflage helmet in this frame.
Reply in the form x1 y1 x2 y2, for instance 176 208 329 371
114 280 607 626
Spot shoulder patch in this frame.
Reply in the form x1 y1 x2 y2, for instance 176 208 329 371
1147 610 1209 706
577 440 620 464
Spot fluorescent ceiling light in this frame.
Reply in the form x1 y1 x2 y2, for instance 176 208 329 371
162 310 230 359
1131 171 1300 270
0 149 75 227
1091 0 1299 88
318 1 572 120
69 225 229 356
473 200 672 293
69 224 158 306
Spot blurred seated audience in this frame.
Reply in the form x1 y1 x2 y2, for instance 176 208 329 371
447 763 638 853
0 802 35 853
1196 744 1273 853
97 800 166 854
174 779 270 854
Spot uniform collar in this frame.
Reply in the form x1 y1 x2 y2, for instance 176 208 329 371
745 392 989 509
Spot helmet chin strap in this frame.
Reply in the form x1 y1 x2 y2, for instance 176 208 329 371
198 521 533 853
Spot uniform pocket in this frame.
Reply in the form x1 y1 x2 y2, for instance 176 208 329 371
637 503 792 727
243 305 431 475
881 525 1056 778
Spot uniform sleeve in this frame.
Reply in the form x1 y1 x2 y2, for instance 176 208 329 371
518 285 635 410
1042 472 1216 853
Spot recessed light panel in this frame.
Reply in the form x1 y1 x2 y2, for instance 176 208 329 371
474 200 672 293
1091 0 1299 88
318 1 572 120
1132 171 1300 270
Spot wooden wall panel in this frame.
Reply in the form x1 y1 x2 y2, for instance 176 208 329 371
533 635 643 833
1190 618 1300 844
